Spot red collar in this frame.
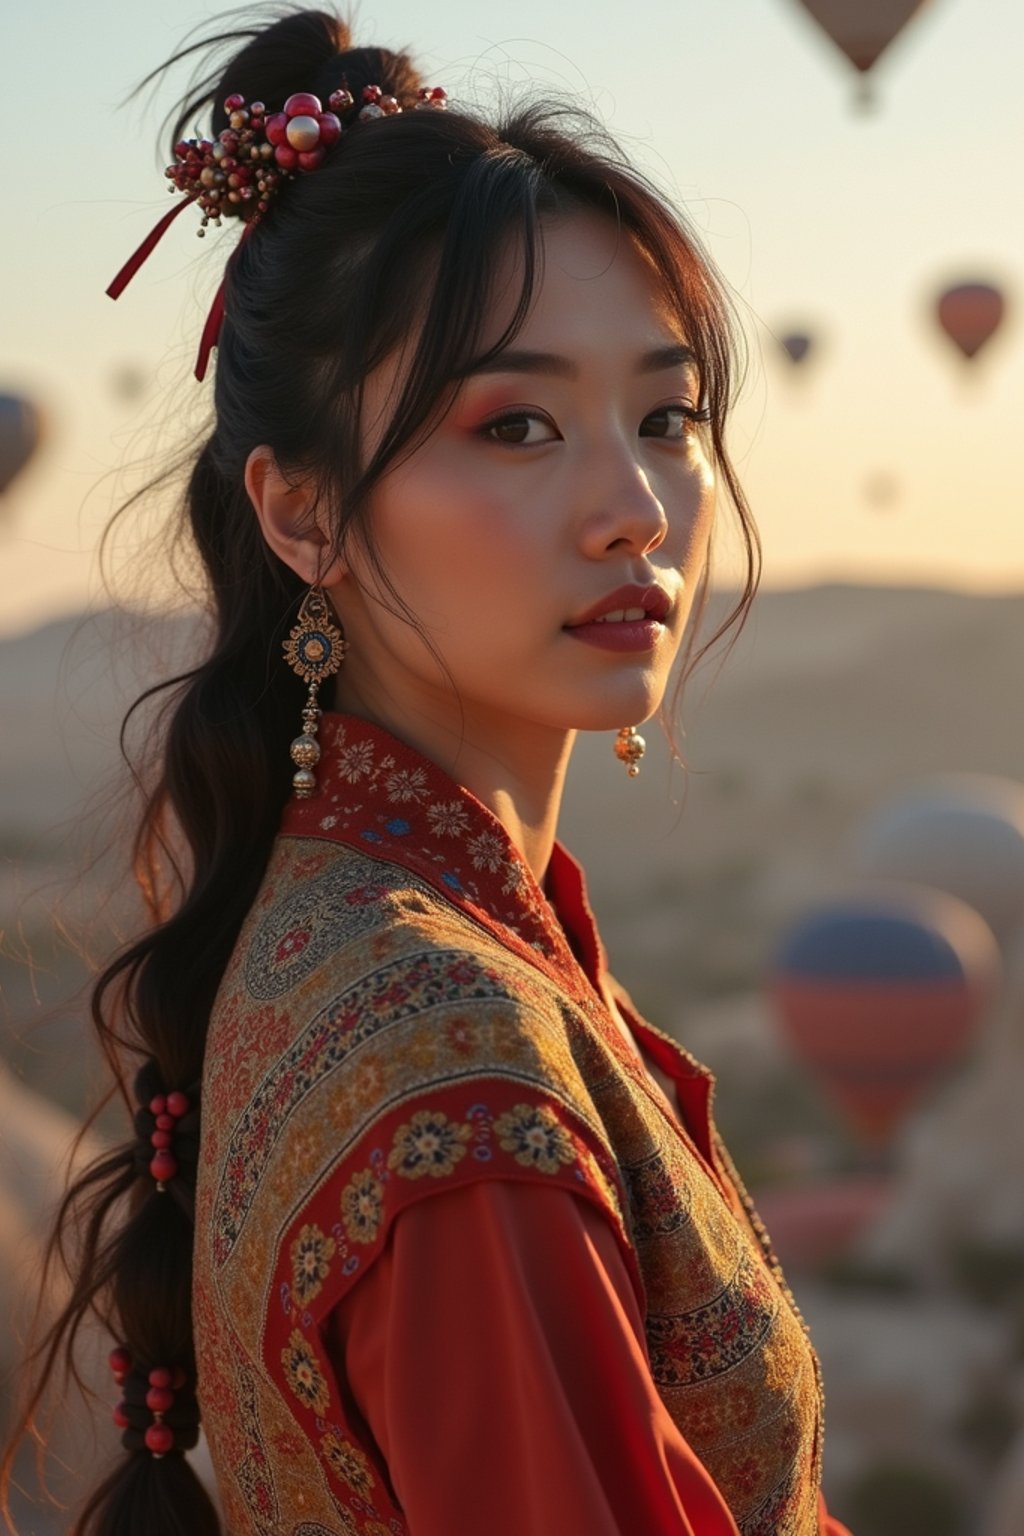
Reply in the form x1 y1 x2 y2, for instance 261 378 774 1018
281 713 610 1002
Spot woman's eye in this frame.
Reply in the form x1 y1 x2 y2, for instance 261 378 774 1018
642 405 712 440
479 411 559 446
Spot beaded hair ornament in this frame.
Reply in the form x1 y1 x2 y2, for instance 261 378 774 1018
106 81 448 381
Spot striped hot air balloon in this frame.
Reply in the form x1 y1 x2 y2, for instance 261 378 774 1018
770 885 999 1147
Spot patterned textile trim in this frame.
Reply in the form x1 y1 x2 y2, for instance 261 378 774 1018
260 1082 639 1525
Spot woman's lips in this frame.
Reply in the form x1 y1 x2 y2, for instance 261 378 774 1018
563 616 666 652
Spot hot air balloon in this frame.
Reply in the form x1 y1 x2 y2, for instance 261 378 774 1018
852 775 1024 944
770 885 999 1148
0 393 43 497
935 282 1006 364
788 1 933 107
780 331 814 367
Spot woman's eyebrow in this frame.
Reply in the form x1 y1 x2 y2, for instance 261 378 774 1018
461 344 699 379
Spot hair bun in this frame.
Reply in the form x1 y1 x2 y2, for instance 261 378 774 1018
166 11 425 155
212 10 353 136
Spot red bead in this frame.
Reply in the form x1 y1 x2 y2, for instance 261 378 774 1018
166 1090 189 1117
173 141 191 160
264 112 289 146
430 87 448 101
149 1149 178 1183
108 1346 131 1377
328 88 354 113
317 112 342 147
224 93 245 112
362 84 382 103
150 1129 172 1149
149 1094 166 1116
148 1367 173 1389
297 147 325 172
155 1112 175 1130
273 144 298 170
146 1385 175 1414
112 1401 130 1428
144 1421 175 1456
250 101 265 116
283 92 322 118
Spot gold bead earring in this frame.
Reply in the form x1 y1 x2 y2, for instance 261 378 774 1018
282 585 346 797
614 725 645 779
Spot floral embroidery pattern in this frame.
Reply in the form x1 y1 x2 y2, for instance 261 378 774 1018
387 1109 472 1179
494 1103 577 1174
337 739 376 783
466 829 505 873
280 1328 331 1417
647 1250 778 1387
340 1168 385 1244
320 1431 376 1496
385 766 429 804
289 1223 335 1307
426 798 471 838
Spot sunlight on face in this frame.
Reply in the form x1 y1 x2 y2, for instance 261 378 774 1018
332 210 717 747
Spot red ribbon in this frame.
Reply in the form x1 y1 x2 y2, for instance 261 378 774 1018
105 196 199 300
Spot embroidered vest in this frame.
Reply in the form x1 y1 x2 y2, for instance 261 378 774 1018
193 715 825 1535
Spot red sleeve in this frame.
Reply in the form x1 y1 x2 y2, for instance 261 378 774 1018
324 1177 743 1536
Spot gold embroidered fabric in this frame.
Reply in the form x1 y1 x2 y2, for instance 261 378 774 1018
192 714 825 1535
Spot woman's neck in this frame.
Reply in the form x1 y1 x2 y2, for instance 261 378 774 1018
332 685 575 886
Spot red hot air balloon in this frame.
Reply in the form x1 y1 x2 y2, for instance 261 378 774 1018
789 0 933 106
935 282 1006 363
769 885 999 1149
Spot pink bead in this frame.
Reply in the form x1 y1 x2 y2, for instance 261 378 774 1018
166 1091 189 1118
112 1401 130 1428
149 1148 178 1183
146 1385 175 1414
317 112 342 147
264 112 289 146
108 1346 131 1377
148 1367 173 1389
223 93 245 112
274 144 298 170
149 1094 166 1116
297 147 325 172
283 92 322 118
150 1129 172 1149
144 1421 175 1456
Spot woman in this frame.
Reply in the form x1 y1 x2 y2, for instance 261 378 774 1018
5 8 853 1535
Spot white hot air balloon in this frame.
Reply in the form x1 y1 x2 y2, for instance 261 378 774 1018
851 774 1024 945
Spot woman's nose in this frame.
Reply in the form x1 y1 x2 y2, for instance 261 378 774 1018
577 456 668 559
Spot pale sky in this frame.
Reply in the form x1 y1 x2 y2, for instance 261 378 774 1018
1 0 1020 638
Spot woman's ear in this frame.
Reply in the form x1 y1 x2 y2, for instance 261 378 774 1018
244 446 345 586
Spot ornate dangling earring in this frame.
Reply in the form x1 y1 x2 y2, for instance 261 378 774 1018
282 585 346 798
614 725 645 779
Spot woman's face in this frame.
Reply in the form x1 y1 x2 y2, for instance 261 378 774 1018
332 210 716 747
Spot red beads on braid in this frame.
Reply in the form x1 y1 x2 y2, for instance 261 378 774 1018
147 1090 190 1190
109 1351 193 1459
